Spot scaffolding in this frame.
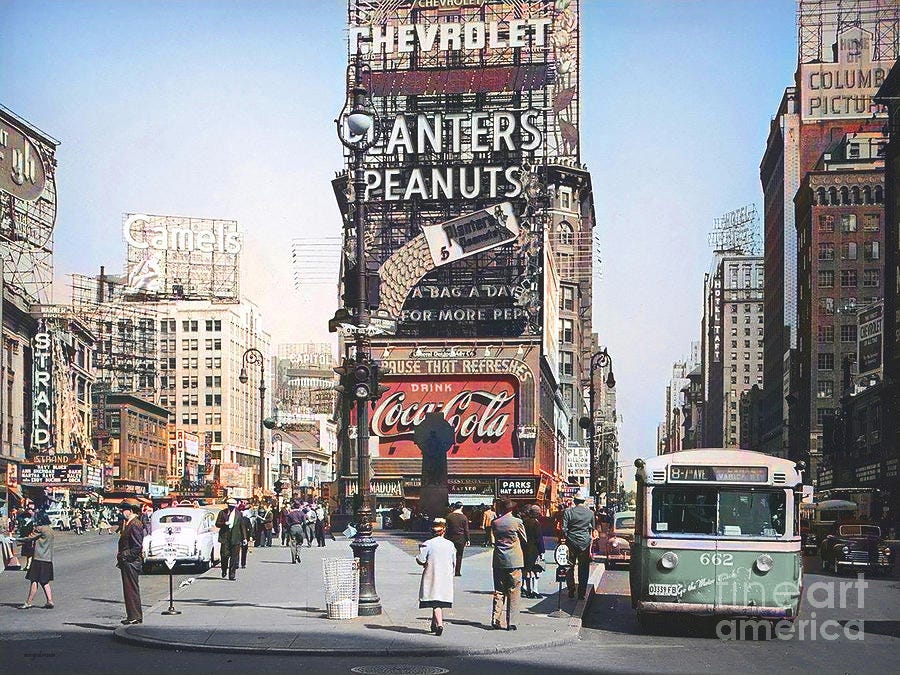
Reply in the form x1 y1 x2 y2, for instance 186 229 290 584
70 272 159 400
798 0 899 65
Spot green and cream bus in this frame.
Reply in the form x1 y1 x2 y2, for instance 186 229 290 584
630 449 807 627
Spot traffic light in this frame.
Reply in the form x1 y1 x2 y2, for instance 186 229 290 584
273 480 284 495
369 360 390 405
334 358 354 396
352 361 372 399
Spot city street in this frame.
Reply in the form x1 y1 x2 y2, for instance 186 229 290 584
2 530 897 674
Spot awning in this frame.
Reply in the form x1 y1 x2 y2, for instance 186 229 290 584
100 496 151 506
448 494 495 507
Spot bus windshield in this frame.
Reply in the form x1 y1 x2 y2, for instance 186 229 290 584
651 487 786 537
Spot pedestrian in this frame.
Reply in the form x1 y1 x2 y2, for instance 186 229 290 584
562 489 594 600
444 502 469 576
481 502 497 546
285 500 305 564
522 505 546 598
238 501 252 569
416 517 456 636
72 508 83 535
279 504 291 546
116 502 145 624
215 498 248 580
97 510 111 535
259 501 274 547
17 511 55 609
302 503 316 547
314 501 327 547
140 503 153 534
17 506 35 571
490 499 526 630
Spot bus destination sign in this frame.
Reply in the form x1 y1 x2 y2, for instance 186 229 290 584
669 466 768 483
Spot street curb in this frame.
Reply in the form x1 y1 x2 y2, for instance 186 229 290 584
112 563 605 656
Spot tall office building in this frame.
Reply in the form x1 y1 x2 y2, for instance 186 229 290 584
702 255 765 448
759 0 899 469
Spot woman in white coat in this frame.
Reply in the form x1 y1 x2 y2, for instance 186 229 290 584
416 517 457 635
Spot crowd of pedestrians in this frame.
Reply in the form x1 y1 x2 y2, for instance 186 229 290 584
411 491 604 637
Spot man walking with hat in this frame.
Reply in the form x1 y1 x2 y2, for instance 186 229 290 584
116 501 145 624
215 498 248 580
445 502 469 576
562 488 594 600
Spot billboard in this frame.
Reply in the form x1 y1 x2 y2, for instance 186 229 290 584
0 109 58 304
858 302 883 377
31 331 54 451
799 26 892 122
123 213 241 300
370 375 518 458
343 0 580 338
370 341 539 457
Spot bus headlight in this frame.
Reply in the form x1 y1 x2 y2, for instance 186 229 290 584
659 551 678 570
611 540 620 548
755 554 774 573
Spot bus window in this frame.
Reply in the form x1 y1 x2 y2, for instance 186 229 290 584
651 488 717 535
651 488 786 537
718 491 786 537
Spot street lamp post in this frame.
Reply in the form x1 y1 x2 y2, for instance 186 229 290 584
579 348 616 505
335 47 382 616
239 347 266 495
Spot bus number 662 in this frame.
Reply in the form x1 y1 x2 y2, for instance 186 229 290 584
699 552 733 566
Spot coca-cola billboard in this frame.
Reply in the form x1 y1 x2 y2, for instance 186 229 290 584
369 375 518 458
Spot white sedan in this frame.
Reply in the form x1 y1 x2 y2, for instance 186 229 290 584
141 507 218 573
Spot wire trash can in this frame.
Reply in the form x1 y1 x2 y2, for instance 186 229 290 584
322 558 359 619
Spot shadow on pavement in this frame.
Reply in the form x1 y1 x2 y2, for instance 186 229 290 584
364 623 432 635
852 620 900 638
444 618 495 631
63 622 116 631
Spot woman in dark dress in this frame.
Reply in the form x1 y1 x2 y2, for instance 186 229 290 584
18 511 55 609
522 505 546 598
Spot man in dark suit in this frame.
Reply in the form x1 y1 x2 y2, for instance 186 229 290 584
490 499 527 630
216 498 248 580
562 489 595 600
116 502 145 624
444 502 470 576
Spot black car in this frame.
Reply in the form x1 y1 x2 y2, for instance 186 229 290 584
820 522 894 575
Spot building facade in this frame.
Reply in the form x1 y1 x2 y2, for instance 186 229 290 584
102 393 169 486
702 255 765 448
154 299 272 493
795 131 886 483
337 0 598 512
759 0 899 473
1 107 59 509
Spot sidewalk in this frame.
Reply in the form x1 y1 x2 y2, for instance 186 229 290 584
114 532 602 656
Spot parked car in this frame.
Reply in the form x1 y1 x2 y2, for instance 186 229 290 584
142 507 218 573
819 521 894 575
604 510 635 570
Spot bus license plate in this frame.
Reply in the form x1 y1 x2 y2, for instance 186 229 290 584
648 583 680 596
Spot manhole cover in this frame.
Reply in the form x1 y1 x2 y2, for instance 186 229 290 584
350 667 450 675
0 632 63 641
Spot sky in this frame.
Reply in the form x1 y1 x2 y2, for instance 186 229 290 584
1 0 799 479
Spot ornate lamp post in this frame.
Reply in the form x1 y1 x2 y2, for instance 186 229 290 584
239 347 266 494
335 47 382 616
579 348 616 504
